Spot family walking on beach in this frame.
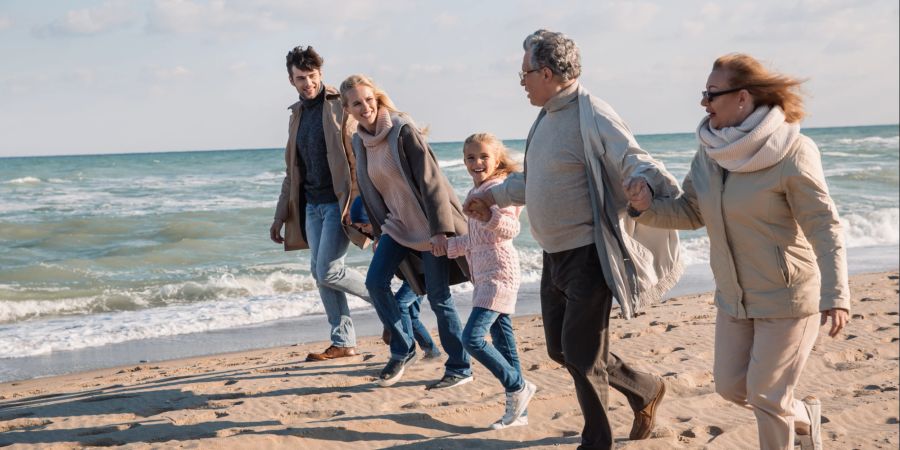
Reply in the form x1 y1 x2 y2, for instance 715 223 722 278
268 29 851 450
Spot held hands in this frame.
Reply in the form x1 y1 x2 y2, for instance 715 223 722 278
623 176 652 213
463 191 495 222
822 308 849 338
269 219 285 244
430 234 449 257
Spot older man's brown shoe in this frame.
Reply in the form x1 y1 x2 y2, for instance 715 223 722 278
630 380 666 440
306 345 357 362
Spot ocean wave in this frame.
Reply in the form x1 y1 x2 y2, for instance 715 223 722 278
5 176 41 185
0 271 325 323
841 208 899 247
835 136 899 146
438 159 465 168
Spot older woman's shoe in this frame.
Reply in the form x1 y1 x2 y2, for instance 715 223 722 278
306 345 357 361
630 379 666 440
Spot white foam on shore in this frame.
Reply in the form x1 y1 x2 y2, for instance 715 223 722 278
0 290 371 359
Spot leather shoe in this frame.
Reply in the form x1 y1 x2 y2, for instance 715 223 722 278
306 345 357 361
630 379 666 440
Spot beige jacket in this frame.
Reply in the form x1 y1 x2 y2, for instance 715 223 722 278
491 84 684 319
274 86 367 251
637 133 851 319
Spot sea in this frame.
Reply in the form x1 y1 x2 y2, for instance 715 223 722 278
1 124 897 382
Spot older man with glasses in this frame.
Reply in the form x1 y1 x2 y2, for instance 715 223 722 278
465 29 683 449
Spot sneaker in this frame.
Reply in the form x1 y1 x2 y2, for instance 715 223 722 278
490 380 536 428
422 347 442 361
378 351 417 387
425 373 473 390
491 407 529 430
797 396 822 450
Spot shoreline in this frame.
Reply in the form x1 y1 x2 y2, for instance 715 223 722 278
1 270 897 448
1 244 897 384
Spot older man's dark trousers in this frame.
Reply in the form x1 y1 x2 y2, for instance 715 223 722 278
541 244 661 450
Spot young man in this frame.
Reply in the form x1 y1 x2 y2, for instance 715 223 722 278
269 46 369 361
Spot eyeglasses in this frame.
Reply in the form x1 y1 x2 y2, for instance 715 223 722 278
702 86 747 102
518 68 542 82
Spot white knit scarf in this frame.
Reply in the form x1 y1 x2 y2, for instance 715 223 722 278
697 105 800 173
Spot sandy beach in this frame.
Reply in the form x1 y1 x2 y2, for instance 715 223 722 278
1 270 897 449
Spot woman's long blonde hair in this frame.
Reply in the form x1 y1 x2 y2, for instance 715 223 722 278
713 53 807 123
463 133 521 180
339 74 430 134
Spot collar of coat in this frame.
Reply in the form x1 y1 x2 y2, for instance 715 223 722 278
287 85 342 112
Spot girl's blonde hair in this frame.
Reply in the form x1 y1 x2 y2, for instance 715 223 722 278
713 53 807 123
463 133 521 179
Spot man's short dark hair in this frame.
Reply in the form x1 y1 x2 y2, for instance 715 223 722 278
286 46 324 75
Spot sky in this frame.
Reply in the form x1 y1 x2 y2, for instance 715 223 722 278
0 0 898 157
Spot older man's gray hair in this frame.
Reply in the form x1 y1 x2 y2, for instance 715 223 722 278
523 29 582 82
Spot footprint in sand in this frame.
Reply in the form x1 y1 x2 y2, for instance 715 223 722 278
679 425 724 442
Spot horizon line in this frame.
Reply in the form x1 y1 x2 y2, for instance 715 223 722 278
1 122 897 160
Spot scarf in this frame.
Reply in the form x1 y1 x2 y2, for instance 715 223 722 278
697 105 800 173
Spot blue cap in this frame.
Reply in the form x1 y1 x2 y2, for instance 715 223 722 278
350 197 369 224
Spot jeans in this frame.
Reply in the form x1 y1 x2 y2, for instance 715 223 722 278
305 202 370 348
365 234 470 377
462 307 523 392
395 281 437 353
541 244 662 450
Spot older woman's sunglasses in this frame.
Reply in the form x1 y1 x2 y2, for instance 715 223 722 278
702 86 747 102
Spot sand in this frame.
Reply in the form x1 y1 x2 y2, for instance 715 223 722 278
1 271 897 449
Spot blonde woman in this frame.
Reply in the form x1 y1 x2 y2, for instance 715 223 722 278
340 74 472 389
626 54 850 450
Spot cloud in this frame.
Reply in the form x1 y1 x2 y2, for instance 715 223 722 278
0 15 12 31
33 1 136 37
146 0 286 35
434 12 459 28
152 65 192 81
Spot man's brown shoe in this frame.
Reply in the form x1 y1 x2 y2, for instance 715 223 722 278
630 380 666 440
306 345 357 362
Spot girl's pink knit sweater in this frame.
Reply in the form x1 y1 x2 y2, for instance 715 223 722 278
447 177 522 314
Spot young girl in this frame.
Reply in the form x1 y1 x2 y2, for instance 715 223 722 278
444 133 536 429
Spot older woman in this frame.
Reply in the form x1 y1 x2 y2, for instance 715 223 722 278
340 74 472 389
626 54 850 450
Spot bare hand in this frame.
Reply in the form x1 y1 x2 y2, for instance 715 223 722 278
464 191 495 222
821 308 849 338
430 234 448 257
623 176 652 212
269 219 285 244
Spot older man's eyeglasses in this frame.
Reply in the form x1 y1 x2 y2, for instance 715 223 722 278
702 86 747 102
518 68 542 82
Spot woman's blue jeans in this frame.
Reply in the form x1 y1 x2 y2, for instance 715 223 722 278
462 307 524 392
365 234 470 377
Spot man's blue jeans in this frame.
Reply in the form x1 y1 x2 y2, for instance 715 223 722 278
365 234 470 377
462 307 524 392
305 202 370 348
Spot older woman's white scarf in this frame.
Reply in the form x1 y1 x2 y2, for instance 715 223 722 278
697 105 800 173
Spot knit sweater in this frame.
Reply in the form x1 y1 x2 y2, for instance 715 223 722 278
358 108 431 251
447 177 522 314
524 82 595 253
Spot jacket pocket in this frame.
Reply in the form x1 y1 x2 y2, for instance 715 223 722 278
775 245 791 287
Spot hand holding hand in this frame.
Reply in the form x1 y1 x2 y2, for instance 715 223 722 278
431 234 448 257
821 308 849 338
623 176 652 212
269 219 285 244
